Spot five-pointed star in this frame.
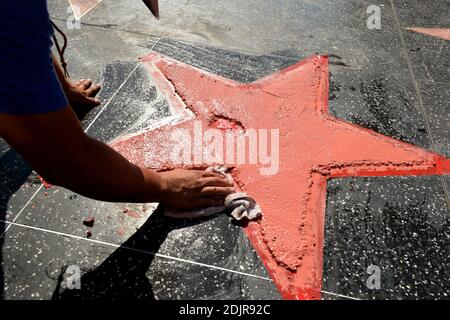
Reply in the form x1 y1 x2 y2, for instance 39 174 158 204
110 52 450 299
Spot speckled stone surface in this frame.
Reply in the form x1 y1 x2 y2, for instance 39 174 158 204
323 176 449 300
0 0 448 300
2 225 278 300
0 141 38 223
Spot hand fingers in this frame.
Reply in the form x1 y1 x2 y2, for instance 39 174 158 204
78 79 93 90
200 177 234 187
202 170 229 181
81 95 101 107
200 186 235 197
85 83 101 97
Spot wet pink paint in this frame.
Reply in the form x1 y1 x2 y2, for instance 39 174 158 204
406 27 450 41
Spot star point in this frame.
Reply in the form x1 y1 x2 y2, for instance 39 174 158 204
406 27 450 41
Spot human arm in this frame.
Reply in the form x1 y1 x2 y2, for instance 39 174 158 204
0 107 234 207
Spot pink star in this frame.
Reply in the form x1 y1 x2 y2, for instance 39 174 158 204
110 52 450 299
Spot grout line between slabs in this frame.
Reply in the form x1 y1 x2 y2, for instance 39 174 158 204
1 37 162 238
0 185 44 238
3 206 366 300
2 209 376 300
1 219 272 282
85 36 162 133
84 63 140 133
320 290 362 300
389 0 450 211
69 0 104 20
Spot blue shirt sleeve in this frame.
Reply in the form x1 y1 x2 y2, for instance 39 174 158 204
0 0 68 115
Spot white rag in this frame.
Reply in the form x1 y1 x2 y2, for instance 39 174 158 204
164 166 262 221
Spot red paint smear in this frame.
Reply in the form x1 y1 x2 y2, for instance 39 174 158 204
109 52 450 300
118 226 126 237
406 27 450 41
82 216 95 227
122 207 141 219
38 175 52 189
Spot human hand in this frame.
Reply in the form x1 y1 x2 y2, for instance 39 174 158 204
159 168 235 209
64 79 101 109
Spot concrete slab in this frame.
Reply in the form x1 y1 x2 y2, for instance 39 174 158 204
2 225 279 299
0 141 42 224
0 0 448 301
323 176 449 299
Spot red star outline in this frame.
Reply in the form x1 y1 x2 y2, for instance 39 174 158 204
110 52 450 300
